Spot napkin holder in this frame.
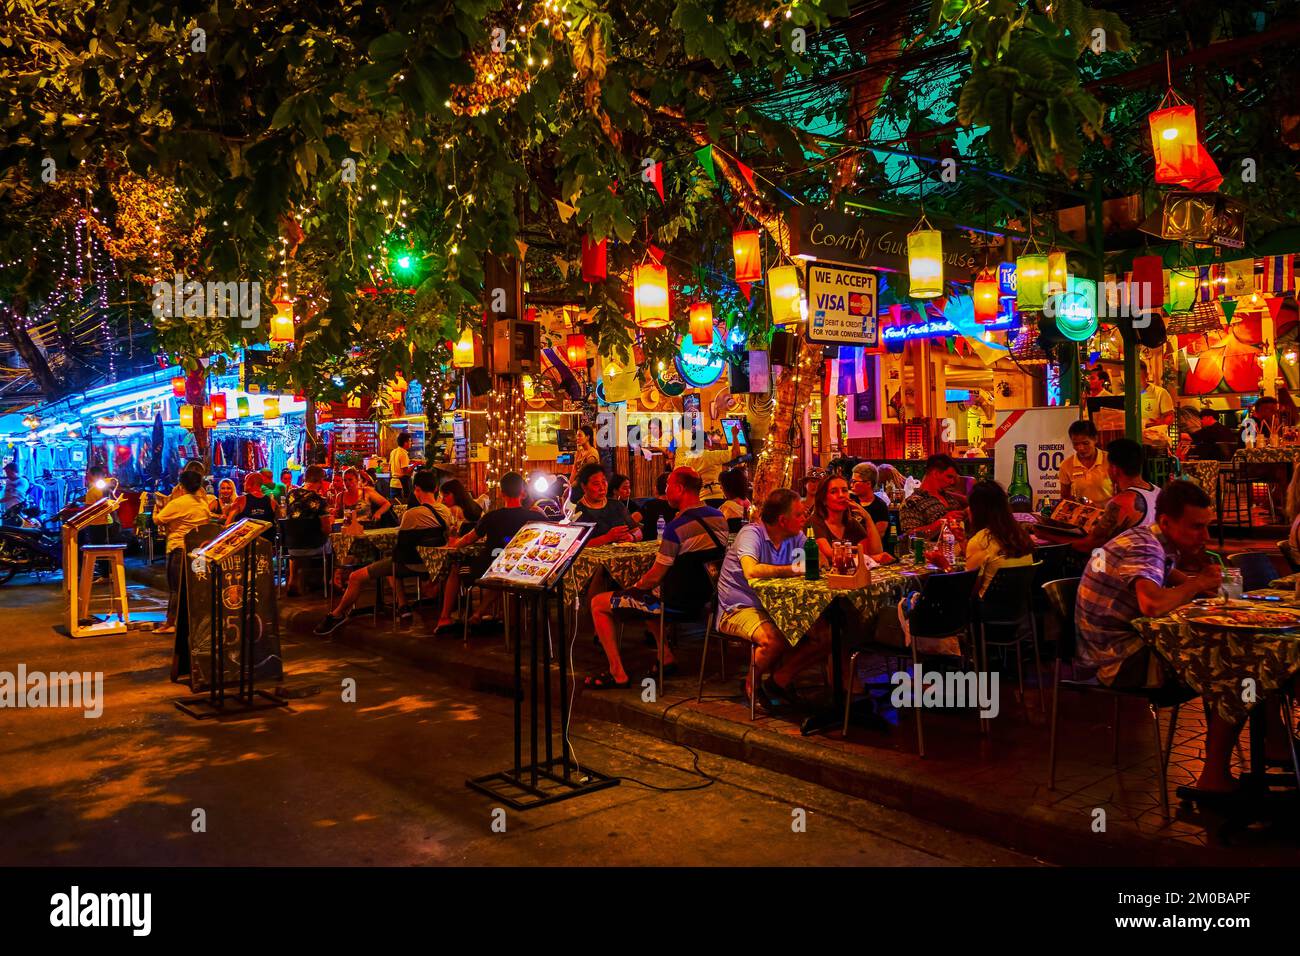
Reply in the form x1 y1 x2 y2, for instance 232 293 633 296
826 553 871 590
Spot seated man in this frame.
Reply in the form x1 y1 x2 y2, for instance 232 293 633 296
715 488 830 710
1188 407 1241 462
584 467 727 689
313 471 454 635
1075 480 1251 792
637 470 677 541
433 471 543 633
898 454 967 542
284 464 332 596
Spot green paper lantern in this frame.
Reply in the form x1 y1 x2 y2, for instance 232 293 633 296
1168 269 1197 314
1016 253 1049 311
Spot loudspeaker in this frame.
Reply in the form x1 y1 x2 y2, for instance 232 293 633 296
769 330 798 367
493 318 540 374
466 367 492 395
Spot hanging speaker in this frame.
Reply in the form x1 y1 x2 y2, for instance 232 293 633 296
769 330 798 367
466 367 492 395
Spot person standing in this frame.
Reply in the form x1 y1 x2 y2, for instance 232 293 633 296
1059 420 1112 504
388 431 415 504
153 470 214 636
1140 364 1175 451
1042 438 1158 553
567 425 601 500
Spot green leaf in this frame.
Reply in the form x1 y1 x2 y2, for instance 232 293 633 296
368 32 410 61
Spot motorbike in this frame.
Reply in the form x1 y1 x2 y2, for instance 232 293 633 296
0 506 63 584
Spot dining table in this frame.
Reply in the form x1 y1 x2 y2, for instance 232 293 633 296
560 540 662 608
417 542 488 581
329 526 398 567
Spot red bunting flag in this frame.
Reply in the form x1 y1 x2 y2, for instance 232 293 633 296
649 161 665 203
735 159 757 192
581 235 607 283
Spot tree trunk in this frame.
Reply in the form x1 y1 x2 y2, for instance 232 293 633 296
1 297 61 398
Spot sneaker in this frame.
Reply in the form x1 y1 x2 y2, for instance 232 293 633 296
313 613 347 637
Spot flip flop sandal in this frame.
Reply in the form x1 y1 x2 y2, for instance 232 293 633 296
584 672 632 690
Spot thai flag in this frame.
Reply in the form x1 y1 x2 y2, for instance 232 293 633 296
832 346 868 395
1259 255 1296 295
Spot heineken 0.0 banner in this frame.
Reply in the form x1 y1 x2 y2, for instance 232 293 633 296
992 406 1080 512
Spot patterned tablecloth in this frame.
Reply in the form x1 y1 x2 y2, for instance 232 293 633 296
1180 459 1221 498
1133 597 1300 724
562 541 662 604
417 543 488 581
752 566 927 647
1237 445 1300 465
329 528 397 566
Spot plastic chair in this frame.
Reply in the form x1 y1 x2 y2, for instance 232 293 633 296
843 569 979 756
975 562 1045 713
1043 577 1197 819
1226 550 1290 592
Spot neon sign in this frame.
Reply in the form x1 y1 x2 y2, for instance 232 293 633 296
881 313 1017 343
675 327 725 387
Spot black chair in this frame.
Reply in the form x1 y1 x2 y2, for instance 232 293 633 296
843 569 979 756
375 524 447 624
1226 549 1290 592
611 547 726 692
1043 577 1197 819
1277 539 1300 574
280 516 332 599
1216 457 1286 546
726 517 745 535
975 562 1045 713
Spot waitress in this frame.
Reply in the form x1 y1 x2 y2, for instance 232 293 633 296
1059 419 1112 504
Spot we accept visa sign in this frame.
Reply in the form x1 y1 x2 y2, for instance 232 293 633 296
807 263 878 346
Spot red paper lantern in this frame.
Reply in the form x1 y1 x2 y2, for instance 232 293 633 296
1148 104 1199 185
689 302 714 345
566 333 587 366
210 393 227 421
733 230 761 283
1130 255 1165 314
171 376 186 398
972 268 1000 323
581 236 607 283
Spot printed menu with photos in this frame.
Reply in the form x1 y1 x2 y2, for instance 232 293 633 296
480 521 593 589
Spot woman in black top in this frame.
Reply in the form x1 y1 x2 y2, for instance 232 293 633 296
231 472 277 540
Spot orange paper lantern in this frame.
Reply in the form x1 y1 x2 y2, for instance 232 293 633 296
973 268 999 323
732 230 761 283
689 302 714 345
270 291 295 343
632 262 670 329
210 393 227 421
201 405 215 428
171 376 187 398
1148 104 1200 185
566 333 587 366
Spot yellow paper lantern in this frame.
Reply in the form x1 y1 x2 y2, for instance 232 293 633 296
632 262 670 329
1047 251 1069 295
907 227 943 299
689 302 714 345
453 327 475 368
270 289 295 343
179 405 194 429
765 265 805 324
201 405 215 428
1016 252 1049 311
973 268 1000 323
263 398 281 420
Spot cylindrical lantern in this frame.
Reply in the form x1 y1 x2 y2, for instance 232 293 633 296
1016 252 1049 311
1167 268 1197 313
1047 251 1069 295
765 264 805 325
210 393 227 421
566 332 587 366
973 268 1000 323
907 227 943 298
236 397 250 418
453 327 475 368
689 302 714 345
263 398 281 421
179 405 194 429
581 235 607 283
732 230 761 283
270 292 294 343
632 262 670 328
1130 255 1165 314
1148 104 1199 185
171 376 186 398
201 405 215 428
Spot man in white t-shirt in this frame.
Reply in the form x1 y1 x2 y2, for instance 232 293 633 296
389 431 414 503
1140 365 1174 450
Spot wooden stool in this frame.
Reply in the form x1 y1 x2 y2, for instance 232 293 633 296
79 544 130 625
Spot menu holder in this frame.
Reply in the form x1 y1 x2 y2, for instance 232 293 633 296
479 521 594 592
1040 499 1104 537
189 517 271 569
60 495 127 638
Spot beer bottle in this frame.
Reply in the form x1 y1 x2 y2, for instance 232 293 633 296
803 524 820 581
1008 443 1033 512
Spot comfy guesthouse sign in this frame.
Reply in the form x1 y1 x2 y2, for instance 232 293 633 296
788 207 976 281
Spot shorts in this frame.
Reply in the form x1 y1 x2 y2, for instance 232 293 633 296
716 606 776 642
365 558 424 580
608 587 661 615
1103 645 1172 690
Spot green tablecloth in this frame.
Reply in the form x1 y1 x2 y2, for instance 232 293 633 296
752 566 926 647
1133 599 1300 725
1180 459 1221 498
563 541 662 604
417 543 487 580
329 528 397 566
1237 445 1300 464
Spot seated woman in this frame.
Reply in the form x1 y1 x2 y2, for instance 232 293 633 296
718 467 752 527
964 480 1035 596
440 478 483 535
334 466 391 527
228 472 278 540
809 474 893 567
210 478 239 523
609 473 638 525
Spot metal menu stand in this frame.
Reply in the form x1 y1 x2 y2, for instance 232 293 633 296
174 518 288 720
467 522 619 809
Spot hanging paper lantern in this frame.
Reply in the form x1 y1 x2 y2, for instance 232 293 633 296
566 333 587 366
171 376 187 398
581 235 607 283
1016 252 1049 311
906 227 943 298
632 262 670 329
1168 268 1198 313
973 268 1000 323
1130 255 1165 313
1047 251 1069 295
765 265 805 324
732 230 761 283
522 375 535 400
179 405 194 429
270 289 295 343
689 302 714 345
236 397 250 418
453 327 475 368
1148 104 1200 184
263 398 281 421
210 393 227 421
201 405 215 428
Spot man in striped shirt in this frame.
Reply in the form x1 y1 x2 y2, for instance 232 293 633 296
584 467 727 690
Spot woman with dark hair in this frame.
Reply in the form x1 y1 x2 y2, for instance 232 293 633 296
810 475 892 567
718 467 752 525
965 480 1035 596
230 471 279 540
440 478 483 535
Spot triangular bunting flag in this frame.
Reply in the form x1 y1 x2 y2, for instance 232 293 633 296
515 239 528 262
736 159 757 192
1221 298 1238 322
647 244 665 265
694 146 716 183
555 199 577 223
738 281 753 302
651 161 665 203
1186 353 1200 374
